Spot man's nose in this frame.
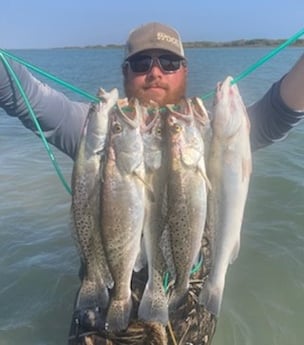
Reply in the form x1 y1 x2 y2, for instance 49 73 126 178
148 61 163 76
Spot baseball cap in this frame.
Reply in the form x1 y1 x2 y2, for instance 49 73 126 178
124 22 185 59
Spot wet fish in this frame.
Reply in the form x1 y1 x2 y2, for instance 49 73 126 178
191 96 212 157
100 99 146 332
199 76 252 316
70 88 118 326
137 105 169 325
164 101 210 311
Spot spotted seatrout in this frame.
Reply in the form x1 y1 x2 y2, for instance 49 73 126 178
137 105 169 325
199 76 252 316
71 88 117 327
164 101 210 311
100 99 146 332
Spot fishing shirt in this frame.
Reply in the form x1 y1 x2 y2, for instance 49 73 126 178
0 58 303 160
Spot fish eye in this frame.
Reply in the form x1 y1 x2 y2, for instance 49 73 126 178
156 126 162 135
112 121 122 133
173 123 182 133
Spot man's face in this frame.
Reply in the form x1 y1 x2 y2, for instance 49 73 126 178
123 49 188 107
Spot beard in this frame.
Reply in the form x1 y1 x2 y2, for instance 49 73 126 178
124 79 187 107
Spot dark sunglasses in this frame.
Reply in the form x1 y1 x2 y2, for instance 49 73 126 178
124 54 186 74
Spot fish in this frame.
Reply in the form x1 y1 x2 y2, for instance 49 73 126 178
100 98 146 332
137 104 169 325
70 88 118 328
199 76 252 317
190 96 212 157
163 100 210 311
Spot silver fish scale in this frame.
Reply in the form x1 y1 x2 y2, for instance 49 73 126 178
164 102 209 312
100 99 146 332
137 106 169 325
199 76 252 317
71 88 118 324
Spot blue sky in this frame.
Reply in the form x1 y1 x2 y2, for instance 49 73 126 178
1 0 303 49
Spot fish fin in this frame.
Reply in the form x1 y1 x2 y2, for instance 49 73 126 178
145 187 156 203
169 287 189 312
105 297 133 332
75 278 110 311
191 96 210 125
134 240 147 272
199 281 223 317
229 240 240 264
97 87 119 102
181 148 201 167
138 285 169 325
133 169 155 202
197 156 212 191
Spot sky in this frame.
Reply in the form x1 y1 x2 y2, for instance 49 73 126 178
1 0 304 49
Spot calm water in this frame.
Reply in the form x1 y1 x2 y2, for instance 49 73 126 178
0 47 304 345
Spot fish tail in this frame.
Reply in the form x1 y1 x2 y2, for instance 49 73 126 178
73 278 110 331
97 282 111 310
168 285 189 312
138 285 169 325
76 277 110 311
75 279 98 309
198 281 224 317
105 296 133 332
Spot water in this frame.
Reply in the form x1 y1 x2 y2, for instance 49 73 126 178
0 47 303 345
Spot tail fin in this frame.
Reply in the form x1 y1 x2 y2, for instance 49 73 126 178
199 281 224 317
105 297 133 332
138 285 168 325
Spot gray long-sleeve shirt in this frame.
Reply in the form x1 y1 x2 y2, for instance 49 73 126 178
1 58 303 160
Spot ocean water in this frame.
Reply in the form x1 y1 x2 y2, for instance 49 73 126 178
0 47 304 345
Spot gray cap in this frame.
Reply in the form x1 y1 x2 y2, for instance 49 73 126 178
124 22 185 59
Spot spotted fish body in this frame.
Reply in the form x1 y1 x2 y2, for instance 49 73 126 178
71 88 118 323
137 106 169 325
100 99 146 332
199 76 252 316
164 101 209 311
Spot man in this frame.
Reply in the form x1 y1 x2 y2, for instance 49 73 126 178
1 22 304 160
1 22 304 345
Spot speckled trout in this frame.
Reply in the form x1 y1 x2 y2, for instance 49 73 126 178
137 105 169 325
100 99 146 332
199 76 252 316
164 101 210 311
71 88 117 324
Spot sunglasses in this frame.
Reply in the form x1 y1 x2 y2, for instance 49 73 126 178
124 54 186 74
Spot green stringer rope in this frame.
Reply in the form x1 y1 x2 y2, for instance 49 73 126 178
0 27 304 193
0 49 100 103
201 27 304 100
0 52 72 195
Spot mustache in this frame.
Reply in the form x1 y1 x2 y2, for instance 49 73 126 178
143 82 168 89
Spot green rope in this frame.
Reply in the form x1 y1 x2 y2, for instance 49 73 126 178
1 28 303 287
201 27 304 100
1 27 303 194
0 48 99 103
163 254 203 292
0 52 72 195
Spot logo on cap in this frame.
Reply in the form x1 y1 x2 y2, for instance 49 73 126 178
156 32 180 48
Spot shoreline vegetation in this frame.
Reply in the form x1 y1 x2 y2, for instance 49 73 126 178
60 39 304 50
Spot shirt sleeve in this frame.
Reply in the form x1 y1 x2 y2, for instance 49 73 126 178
0 57 90 160
247 77 304 151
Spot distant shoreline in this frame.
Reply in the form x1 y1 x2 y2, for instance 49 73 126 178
59 38 304 50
